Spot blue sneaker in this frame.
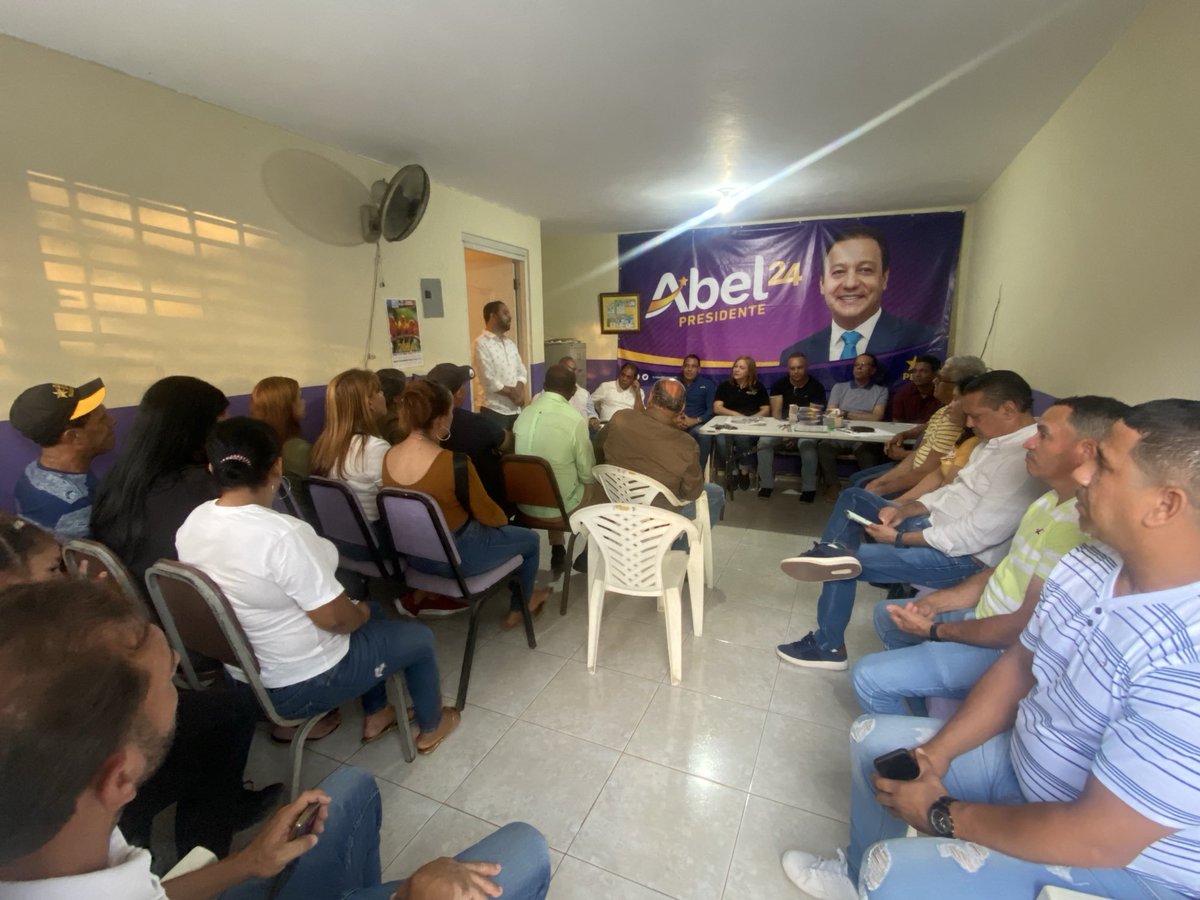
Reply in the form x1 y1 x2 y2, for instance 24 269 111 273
776 635 848 671
780 542 861 582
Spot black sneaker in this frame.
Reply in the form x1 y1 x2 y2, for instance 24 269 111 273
758 488 773 499
738 472 751 491
776 635 848 670
572 548 589 573
798 491 816 504
550 545 566 573
780 542 862 582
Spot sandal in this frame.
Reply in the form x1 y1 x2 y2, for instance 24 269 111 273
361 705 400 745
270 708 341 744
416 706 461 755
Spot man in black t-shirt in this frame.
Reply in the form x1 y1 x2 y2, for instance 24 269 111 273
757 353 827 501
426 362 513 510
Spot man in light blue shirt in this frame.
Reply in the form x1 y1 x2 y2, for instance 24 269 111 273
813 353 889 499
782 398 1200 900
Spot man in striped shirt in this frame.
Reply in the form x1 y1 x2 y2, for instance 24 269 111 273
783 399 1200 899
851 396 1129 716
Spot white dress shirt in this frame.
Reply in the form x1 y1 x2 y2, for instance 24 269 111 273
0 830 168 899
921 422 1042 566
590 380 639 423
473 330 528 416
829 308 882 360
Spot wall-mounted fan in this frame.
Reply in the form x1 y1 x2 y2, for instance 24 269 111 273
361 164 430 243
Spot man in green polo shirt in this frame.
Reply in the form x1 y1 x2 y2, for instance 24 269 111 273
513 364 603 572
851 395 1130 716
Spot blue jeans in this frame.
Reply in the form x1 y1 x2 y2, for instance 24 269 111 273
756 436 819 491
687 423 713 470
812 490 985 652
715 433 758 472
268 611 443 731
846 716 1183 899
853 603 998 715
848 462 896 490
409 518 539 612
221 767 551 899
871 596 978 650
679 483 726 528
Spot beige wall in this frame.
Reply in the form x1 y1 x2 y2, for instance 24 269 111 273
958 0 1198 402
0 36 542 411
541 231 621 363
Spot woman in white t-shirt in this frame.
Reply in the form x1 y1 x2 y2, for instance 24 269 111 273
310 368 390 525
177 416 460 753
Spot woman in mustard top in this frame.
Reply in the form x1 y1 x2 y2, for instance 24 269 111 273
383 380 550 628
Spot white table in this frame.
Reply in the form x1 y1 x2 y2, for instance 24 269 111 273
697 417 914 442
696 417 917 483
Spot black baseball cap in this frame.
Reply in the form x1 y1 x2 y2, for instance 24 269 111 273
9 378 106 446
426 363 474 393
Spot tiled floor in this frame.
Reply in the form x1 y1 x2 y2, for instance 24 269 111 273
239 483 883 899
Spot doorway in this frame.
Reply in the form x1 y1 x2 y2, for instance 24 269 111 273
464 238 528 411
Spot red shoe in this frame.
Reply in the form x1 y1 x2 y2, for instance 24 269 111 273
396 591 469 618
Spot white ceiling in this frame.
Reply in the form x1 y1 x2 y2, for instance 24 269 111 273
1 0 1144 233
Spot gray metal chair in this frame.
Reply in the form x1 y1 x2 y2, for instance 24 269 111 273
377 487 536 710
304 475 394 581
62 538 152 617
144 559 416 800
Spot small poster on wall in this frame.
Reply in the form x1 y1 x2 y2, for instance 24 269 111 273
386 298 423 368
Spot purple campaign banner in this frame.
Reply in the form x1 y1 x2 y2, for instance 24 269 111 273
616 211 963 389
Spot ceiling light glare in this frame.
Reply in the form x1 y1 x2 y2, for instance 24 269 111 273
716 189 738 215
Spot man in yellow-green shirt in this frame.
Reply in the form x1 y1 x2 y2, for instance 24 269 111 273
513 364 603 572
851 395 1130 715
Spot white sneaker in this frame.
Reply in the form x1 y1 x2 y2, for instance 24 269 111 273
781 848 858 900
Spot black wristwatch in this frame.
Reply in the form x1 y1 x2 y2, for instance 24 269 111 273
928 795 957 837
893 532 906 548
929 622 943 642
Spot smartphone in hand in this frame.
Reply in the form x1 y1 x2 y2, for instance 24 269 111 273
873 748 920 781
845 509 876 527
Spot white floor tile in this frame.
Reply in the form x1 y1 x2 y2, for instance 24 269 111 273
570 613 677 682
625 684 767 790
521 659 659 750
348 703 514 801
448 720 620 851
700 598 793 651
442 640 568 717
750 713 851 822
571 755 745 900
771 664 861 731
549 855 674 899
722 794 849 899
675 635 780 710
381 805 502 882
376 780 441 871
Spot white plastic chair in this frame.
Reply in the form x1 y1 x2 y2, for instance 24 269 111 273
569 503 699 686
592 462 714 602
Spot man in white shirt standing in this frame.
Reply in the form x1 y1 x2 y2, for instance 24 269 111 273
778 371 1042 670
473 299 528 430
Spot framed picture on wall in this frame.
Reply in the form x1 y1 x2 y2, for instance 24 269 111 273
598 292 642 334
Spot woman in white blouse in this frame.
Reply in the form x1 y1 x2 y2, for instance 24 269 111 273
310 368 389 526
177 416 460 752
